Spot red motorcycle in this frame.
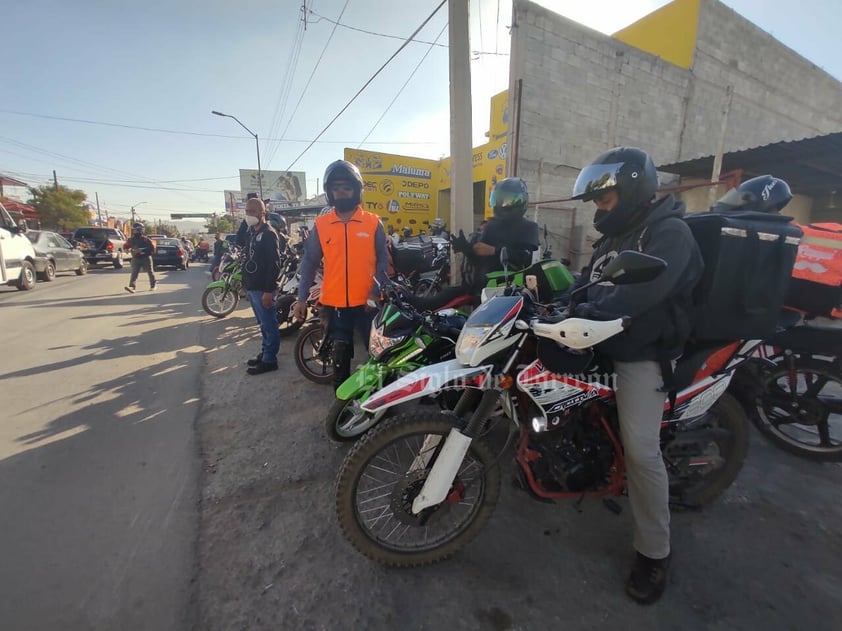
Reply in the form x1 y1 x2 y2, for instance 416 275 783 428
335 251 753 566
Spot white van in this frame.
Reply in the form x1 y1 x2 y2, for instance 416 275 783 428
0 202 38 290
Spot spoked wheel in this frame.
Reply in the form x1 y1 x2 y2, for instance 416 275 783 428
325 395 388 441
413 279 440 298
294 323 334 384
663 393 750 506
753 358 842 462
276 294 303 338
201 285 239 318
335 414 500 566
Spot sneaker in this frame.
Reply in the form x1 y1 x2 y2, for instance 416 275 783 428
124 286 135 294
626 552 670 605
246 354 263 367
247 361 278 375
150 282 157 291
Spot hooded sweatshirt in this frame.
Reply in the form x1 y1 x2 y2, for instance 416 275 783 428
575 195 704 361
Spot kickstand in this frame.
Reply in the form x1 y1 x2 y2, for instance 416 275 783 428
572 493 585 514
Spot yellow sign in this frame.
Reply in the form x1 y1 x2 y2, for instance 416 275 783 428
344 149 439 230
488 90 510 142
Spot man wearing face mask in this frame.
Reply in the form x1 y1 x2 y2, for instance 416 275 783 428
293 160 389 390
242 198 282 375
569 147 704 605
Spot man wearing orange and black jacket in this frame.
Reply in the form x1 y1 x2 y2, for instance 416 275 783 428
293 160 389 389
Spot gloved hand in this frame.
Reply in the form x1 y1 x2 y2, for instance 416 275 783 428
450 229 470 255
571 302 598 319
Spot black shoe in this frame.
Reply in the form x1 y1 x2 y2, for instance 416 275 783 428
246 354 263 367
247 361 278 375
626 552 670 605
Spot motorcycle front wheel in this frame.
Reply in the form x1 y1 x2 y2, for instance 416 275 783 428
335 413 500 567
325 395 388 441
753 358 842 462
201 285 239 318
664 392 750 507
294 323 334 384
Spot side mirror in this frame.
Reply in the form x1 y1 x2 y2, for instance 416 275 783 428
600 251 666 285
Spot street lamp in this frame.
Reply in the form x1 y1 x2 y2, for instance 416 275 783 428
211 110 263 199
131 201 147 224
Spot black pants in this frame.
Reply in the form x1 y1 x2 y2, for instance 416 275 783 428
128 257 156 288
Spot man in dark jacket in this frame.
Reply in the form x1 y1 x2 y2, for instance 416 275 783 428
124 223 157 293
242 198 282 375
570 147 704 605
452 178 540 289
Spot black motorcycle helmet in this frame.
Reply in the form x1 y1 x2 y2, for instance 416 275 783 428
132 222 144 235
267 211 288 235
323 160 364 210
712 175 793 214
490 177 529 221
572 147 659 236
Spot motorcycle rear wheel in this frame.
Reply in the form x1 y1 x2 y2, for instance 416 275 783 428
201 286 239 318
664 392 750 507
276 294 303 338
752 358 842 462
294 323 334 384
335 413 500 567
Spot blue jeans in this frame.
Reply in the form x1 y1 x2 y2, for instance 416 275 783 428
324 305 374 346
247 290 280 364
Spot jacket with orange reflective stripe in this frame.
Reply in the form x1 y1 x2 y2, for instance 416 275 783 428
312 207 383 308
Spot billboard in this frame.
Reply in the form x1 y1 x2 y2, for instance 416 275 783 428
344 149 438 229
239 170 307 203
224 190 247 217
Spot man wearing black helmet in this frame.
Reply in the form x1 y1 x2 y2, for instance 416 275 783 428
570 147 704 605
452 177 540 287
124 223 157 293
712 174 793 214
293 160 390 389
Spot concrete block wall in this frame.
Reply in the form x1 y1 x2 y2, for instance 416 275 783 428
510 0 842 267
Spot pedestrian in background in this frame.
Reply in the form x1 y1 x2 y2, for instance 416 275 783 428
124 223 157 293
242 198 282 375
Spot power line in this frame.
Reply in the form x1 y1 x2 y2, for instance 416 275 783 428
357 21 448 148
477 0 484 54
267 0 351 168
0 109 441 144
495 0 501 54
264 5 307 167
307 8 508 56
286 0 449 170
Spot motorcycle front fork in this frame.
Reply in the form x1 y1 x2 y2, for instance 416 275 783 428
410 388 502 514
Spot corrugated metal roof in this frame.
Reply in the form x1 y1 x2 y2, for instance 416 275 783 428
659 131 842 196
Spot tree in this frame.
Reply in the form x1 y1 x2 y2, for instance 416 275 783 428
27 185 90 230
207 215 236 234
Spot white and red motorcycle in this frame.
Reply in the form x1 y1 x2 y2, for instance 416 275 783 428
335 250 754 566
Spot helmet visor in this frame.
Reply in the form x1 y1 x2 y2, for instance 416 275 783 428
713 187 758 211
572 163 624 201
490 187 526 209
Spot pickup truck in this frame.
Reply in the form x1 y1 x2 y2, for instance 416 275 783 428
72 227 127 269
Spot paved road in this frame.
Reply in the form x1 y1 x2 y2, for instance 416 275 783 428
0 264 208 630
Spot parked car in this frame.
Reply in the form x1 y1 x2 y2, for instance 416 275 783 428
26 230 87 280
72 227 127 268
0 202 38 290
151 237 189 270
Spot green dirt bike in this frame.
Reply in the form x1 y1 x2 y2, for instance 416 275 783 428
323 283 473 441
323 259 575 441
201 250 244 318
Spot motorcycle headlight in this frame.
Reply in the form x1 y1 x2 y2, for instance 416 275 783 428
369 324 409 361
455 325 494 364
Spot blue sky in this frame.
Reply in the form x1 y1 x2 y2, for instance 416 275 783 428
2 0 840 225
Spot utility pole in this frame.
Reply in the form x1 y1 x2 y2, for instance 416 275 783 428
449 0 474 284
709 85 734 208
53 170 59 192
95 192 102 226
